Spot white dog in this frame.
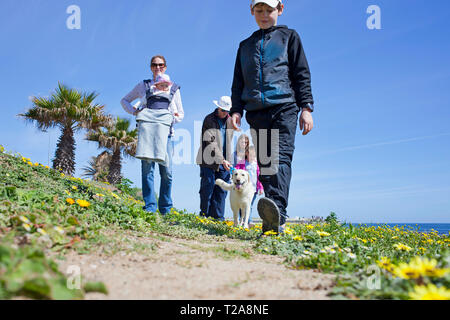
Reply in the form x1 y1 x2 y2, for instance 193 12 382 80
215 169 255 229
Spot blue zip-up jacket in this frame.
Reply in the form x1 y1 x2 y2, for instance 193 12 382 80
230 25 314 116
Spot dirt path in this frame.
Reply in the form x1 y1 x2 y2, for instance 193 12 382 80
56 232 335 300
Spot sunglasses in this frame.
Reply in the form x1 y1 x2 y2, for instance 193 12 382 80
151 63 166 68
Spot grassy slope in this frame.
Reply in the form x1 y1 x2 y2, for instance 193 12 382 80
1 147 449 300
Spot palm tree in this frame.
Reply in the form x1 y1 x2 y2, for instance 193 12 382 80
86 117 137 185
81 151 112 182
19 83 112 175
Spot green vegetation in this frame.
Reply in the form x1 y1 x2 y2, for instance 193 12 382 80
1 144 449 300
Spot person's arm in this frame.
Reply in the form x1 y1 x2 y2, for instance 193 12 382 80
288 30 314 112
120 82 145 115
171 89 184 123
230 46 245 130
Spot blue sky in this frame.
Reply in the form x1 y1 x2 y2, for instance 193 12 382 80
1 0 449 223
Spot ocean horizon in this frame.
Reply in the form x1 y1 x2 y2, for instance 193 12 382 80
347 223 450 235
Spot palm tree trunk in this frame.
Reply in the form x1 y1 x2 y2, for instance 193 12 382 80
107 149 122 185
53 125 76 176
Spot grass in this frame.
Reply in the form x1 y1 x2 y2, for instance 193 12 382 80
1 144 449 300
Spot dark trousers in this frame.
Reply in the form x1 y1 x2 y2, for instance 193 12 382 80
199 166 230 221
245 103 299 225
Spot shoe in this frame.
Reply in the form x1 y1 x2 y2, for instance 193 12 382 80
257 197 280 234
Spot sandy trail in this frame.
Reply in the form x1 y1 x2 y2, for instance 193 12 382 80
56 231 335 300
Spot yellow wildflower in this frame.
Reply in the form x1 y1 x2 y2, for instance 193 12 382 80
66 198 75 205
316 231 331 237
72 186 78 190
23 223 32 232
377 257 393 271
305 224 314 230
393 243 412 252
293 236 304 241
264 230 277 236
37 228 47 236
76 199 90 208
409 284 450 300
19 216 30 224
284 227 294 235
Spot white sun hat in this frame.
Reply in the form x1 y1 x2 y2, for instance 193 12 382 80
213 96 232 112
251 0 281 8
154 74 172 85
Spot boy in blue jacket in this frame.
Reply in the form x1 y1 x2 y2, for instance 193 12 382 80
230 0 314 234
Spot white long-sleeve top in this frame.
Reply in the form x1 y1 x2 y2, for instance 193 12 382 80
120 80 184 136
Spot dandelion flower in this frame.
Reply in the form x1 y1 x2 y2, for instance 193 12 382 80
264 230 277 236
409 284 450 300
293 236 304 241
19 216 30 224
316 231 331 237
393 243 412 252
66 198 75 205
23 223 32 232
72 186 78 190
76 199 90 208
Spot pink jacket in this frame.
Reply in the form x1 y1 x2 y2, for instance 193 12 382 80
235 161 264 193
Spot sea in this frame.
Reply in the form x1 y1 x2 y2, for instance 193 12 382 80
346 223 450 235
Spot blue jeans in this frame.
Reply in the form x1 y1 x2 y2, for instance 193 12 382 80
199 166 230 221
141 136 173 214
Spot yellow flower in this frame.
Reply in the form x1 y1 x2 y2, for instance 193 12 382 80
27 161 33 166
393 243 412 252
76 199 90 208
305 224 314 230
45 165 49 169
23 223 32 232
392 263 422 279
72 186 78 190
0 145 4 153
392 256 449 279
66 198 75 205
264 230 277 236
293 236 304 241
409 284 450 300
225 221 234 227
95 193 105 197
316 231 331 237
376 257 393 271
37 228 47 236
19 216 30 224
284 227 294 235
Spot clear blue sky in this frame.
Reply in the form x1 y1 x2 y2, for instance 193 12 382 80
1 0 449 223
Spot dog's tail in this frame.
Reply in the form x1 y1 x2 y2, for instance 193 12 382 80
215 179 233 191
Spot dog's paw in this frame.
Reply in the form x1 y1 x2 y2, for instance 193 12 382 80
215 179 224 186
